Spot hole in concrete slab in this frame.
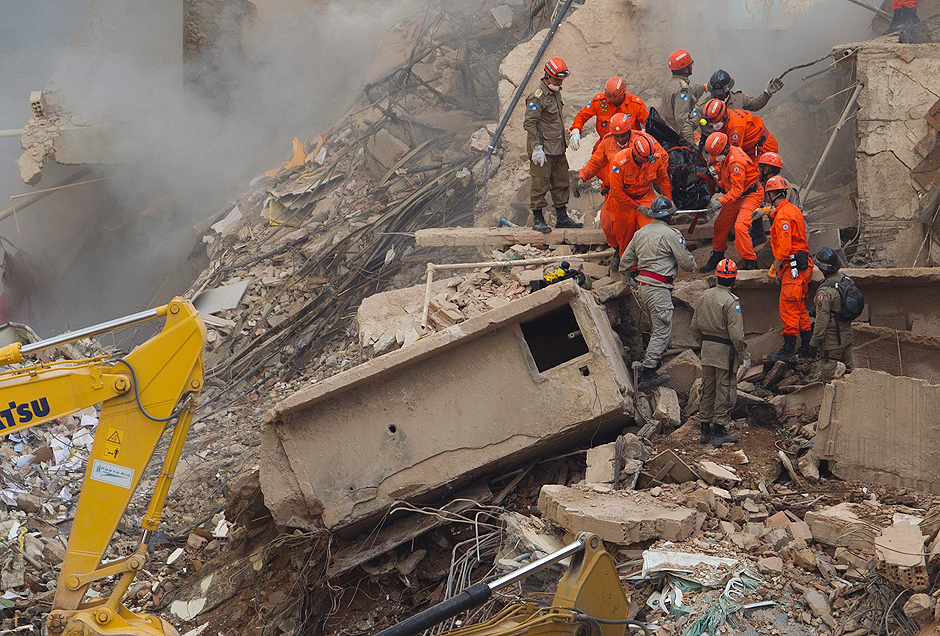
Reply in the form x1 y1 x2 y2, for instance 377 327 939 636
388 424 397 434
520 305 589 372
579 365 590 376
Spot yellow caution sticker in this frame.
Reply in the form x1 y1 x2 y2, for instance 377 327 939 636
104 427 124 460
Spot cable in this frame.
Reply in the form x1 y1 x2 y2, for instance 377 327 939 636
112 358 192 422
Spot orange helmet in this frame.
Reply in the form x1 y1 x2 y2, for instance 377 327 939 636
610 113 631 135
716 259 738 279
758 152 783 169
544 57 570 79
704 132 729 156
605 77 626 104
765 175 790 196
668 49 693 71
703 98 728 124
632 135 656 165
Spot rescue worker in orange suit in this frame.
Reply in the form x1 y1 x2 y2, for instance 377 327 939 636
570 77 648 153
701 132 763 272
524 56 582 233
573 113 637 262
763 176 815 364
607 133 672 258
660 49 706 143
692 69 783 117
886 0 919 33
757 152 801 203
700 99 778 158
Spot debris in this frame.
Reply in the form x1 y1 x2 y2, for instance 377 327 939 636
641 549 741 586
641 449 698 486
903 594 936 622
697 461 742 486
192 280 250 315
805 502 879 550
802 588 836 629
758 555 784 575
537 484 698 543
874 520 929 590
651 386 681 429
413 227 607 247
660 350 702 396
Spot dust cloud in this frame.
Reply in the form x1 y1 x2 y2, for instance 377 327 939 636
0 0 422 336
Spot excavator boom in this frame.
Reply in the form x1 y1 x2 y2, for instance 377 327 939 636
0 298 205 636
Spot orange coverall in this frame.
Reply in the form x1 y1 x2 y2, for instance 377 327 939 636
714 147 763 261
579 133 630 249
725 109 778 158
608 133 672 254
770 199 813 336
894 0 917 7
572 93 648 152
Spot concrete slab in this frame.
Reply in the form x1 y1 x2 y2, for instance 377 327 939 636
261 281 634 531
805 502 880 551
874 521 929 590
537 484 697 544
414 227 608 247
817 369 940 495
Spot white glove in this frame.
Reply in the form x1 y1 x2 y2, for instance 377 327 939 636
532 145 547 167
707 194 723 213
767 78 784 95
569 128 581 151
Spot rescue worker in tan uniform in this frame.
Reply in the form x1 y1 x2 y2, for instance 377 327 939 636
691 259 748 447
524 56 582 233
660 49 705 143
810 247 855 383
619 196 696 389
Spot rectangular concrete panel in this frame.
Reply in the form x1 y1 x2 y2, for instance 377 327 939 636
816 368 940 495
261 281 634 531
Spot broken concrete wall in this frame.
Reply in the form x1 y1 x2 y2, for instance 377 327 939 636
261 281 635 531
853 40 940 266
816 368 940 494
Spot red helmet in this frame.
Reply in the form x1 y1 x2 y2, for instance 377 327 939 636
668 49 693 71
703 98 728 124
765 175 790 195
716 259 738 279
605 77 626 104
632 135 656 165
704 132 729 156
758 152 783 169
544 57 570 79
610 113 631 135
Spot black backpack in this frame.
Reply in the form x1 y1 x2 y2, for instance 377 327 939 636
822 275 864 322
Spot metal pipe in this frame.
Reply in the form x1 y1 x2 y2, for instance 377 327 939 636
0 167 92 223
800 83 863 207
0 129 24 138
483 0 575 167
487 535 584 590
21 306 163 354
843 0 892 19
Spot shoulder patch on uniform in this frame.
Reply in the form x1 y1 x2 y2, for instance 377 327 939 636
679 93 689 100
534 88 543 98
735 304 741 312
679 236 686 245
527 102 538 110
611 165 620 173
781 223 789 231
816 293 825 303
733 165 741 173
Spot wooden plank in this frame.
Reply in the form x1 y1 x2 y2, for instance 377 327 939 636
414 227 607 247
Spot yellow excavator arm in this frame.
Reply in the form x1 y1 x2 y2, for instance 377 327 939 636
0 298 205 636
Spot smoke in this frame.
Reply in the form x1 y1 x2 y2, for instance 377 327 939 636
0 0 424 334
662 0 873 97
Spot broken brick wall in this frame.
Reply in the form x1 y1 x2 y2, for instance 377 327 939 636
853 40 940 266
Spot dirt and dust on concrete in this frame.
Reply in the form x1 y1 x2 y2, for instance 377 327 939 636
8 0 940 635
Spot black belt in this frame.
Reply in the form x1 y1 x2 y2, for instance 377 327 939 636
702 334 733 346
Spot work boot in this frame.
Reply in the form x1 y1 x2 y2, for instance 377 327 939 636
698 251 725 273
768 335 797 364
555 207 583 229
532 209 551 234
797 330 815 358
637 367 670 391
699 422 713 445
885 7 902 33
711 425 740 447
740 259 759 270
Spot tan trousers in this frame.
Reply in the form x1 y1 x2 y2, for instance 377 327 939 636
697 365 736 426
530 153 570 210
821 344 854 382
639 284 673 369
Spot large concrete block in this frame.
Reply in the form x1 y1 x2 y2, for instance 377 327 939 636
537 484 697 544
816 369 940 495
261 281 634 531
